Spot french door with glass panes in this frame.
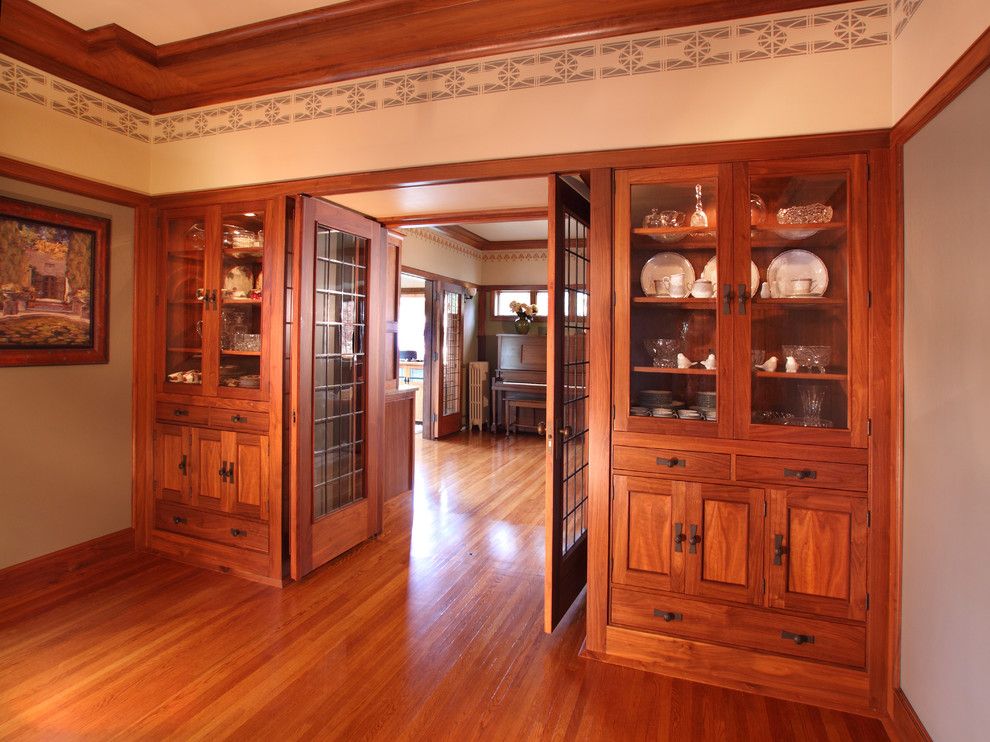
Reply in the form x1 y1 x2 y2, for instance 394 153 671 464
433 283 464 438
290 196 386 579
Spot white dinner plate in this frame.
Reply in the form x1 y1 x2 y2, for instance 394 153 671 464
640 252 696 296
700 257 760 297
767 249 829 297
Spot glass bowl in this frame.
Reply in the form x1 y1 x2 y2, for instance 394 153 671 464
644 338 679 368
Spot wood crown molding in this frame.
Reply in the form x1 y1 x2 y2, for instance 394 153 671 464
0 0 849 114
890 26 990 146
0 155 151 206
383 207 547 229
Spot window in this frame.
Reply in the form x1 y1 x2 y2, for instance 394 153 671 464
491 288 549 319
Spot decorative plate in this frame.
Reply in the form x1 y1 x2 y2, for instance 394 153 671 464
700 257 760 297
639 252 696 296
223 265 254 293
767 249 829 297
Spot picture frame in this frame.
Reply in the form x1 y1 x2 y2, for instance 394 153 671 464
0 196 110 366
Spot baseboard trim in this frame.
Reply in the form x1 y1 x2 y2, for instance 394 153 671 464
884 689 932 742
0 528 134 585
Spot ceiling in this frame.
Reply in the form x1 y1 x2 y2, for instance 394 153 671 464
463 221 548 242
32 0 351 45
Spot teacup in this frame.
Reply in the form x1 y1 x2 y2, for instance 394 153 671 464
789 277 813 296
690 279 714 298
668 273 688 298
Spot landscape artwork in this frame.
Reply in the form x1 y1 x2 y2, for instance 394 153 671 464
0 197 109 366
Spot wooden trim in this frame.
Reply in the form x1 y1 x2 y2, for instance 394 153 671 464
483 240 548 251
0 155 150 206
891 26 990 146
0 528 134 585
383 207 546 229
488 286 548 322
399 265 479 291
132 204 156 548
154 130 891 205
884 689 932 742
0 0 846 113
433 224 490 251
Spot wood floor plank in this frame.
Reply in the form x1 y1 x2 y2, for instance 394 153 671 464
0 432 889 741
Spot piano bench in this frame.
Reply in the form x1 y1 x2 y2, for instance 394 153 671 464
506 399 547 437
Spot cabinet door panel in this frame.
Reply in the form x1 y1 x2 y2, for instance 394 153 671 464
684 483 764 605
154 423 189 503
224 432 270 520
611 476 685 592
768 489 867 621
191 428 224 509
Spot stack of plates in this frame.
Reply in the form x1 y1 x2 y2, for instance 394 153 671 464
639 389 673 407
630 406 652 417
652 407 676 418
677 409 703 420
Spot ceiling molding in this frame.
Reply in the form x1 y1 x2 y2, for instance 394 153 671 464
434 224 491 251
483 240 549 251
0 0 855 113
383 207 547 229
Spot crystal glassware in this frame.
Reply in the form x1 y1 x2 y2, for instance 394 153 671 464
644 338 679 368
750 194 767 225
799 385 826 427
690 184 708 228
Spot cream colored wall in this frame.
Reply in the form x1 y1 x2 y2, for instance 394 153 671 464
0 93 151 194
481 252 547 285
892 0 990 119
0 177 134 569
901 67 990 742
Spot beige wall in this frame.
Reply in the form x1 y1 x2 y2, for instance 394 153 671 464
0 178 134 569
901 67 990 742
892 0 990 119
482 252 547 286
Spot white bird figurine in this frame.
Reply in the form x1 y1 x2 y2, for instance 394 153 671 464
701 353 716 370
755 356 778 372
677 353 692 369
785 356 799 373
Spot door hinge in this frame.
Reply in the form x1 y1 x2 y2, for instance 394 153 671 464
866 593 871 610
866 163 871 180
611 404 615 420
867 510 872 527
612 290 616 307
867 418 873 436
292 410 297 423
762 578 767 593
868 290 873 308
432 413 438 422
763 500 768 517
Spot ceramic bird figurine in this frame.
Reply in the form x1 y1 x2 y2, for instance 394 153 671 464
785 356 799 373
755 356 778 372
701 353 716 370
677 353 692 369
760 281 771 299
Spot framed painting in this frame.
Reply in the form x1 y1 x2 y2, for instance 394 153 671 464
0 196 110 366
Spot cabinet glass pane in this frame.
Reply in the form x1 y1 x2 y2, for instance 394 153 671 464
748 172 850 430
219 211 265 390
164 214 206 386
628 177 719 424
312 227 367 520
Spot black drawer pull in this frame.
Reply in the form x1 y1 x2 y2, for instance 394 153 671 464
781 631 815 645
784 468 817 480
773 533 787 565
173 409 189 417
673 522 685 553
230 528 247 538
178 454 187 475
688 524 701 554
722 284 733 315
737 283 748 315
656 457 685 468
231 414 248 424
172 515 187 525
653 609 683 622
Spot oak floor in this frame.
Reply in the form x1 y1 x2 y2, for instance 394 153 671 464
0 431 890 741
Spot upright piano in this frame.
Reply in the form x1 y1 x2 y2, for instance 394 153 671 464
490 333 547 433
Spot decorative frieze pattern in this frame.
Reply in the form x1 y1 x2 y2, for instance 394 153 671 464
0 0 909 146
408 228 547 263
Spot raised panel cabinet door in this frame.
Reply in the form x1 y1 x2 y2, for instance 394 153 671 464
611 475 685 593
154 423 190 503
191 427 224 510
684 483 764 605
767 489 868 621
222 431 270 520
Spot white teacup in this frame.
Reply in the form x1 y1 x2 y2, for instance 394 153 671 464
789 278 813 296
690 279 714 299
668 272 688 298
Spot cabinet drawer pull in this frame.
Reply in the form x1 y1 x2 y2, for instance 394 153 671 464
656 457 685 468
781 631 815 645
230 528 247 538
653 609 683 622
673 522 685 552
178 454 187 475
172 409 189 417
219 462 229 481
784 468 817 480
737 283 748 315
231 414 248 424
172 515 187 525
688 524 701 554
722 284 733 315
227 463 235 485
773 533 788 565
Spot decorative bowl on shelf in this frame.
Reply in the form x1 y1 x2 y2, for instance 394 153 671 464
781 345 832 373
771 203 834 240
643 209 687 242
644 338 679 368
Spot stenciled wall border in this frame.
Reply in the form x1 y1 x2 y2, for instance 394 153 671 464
0 0 908 147
407 228 548 264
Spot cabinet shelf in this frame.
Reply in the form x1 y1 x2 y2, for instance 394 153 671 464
633 366 715 376
633 297 717 308
222 298 263 305
166 347 203 354
221 350 262 357
754 370 847 381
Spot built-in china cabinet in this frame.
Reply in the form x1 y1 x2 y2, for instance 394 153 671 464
602 153 885 712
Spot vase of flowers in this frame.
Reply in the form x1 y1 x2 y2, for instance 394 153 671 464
509 300 538 334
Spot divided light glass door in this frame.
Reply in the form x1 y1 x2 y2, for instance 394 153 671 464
614 164 734 439
732 156 868 447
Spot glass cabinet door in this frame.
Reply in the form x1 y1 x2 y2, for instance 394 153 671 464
736 156 868 447
162 211 209 391
217 206 267 397
615 165 733 438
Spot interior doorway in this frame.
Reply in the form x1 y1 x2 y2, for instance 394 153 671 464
398 272 428 432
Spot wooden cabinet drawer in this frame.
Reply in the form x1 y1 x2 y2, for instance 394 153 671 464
208 408 269 433
610 586 865 668
614 446 730 480
735 456 868 492
156 402 209 426
155 502 269 553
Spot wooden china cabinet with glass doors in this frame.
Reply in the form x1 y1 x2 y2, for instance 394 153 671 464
607 155 879 710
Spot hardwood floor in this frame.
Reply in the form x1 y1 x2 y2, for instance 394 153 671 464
0 431 889 741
